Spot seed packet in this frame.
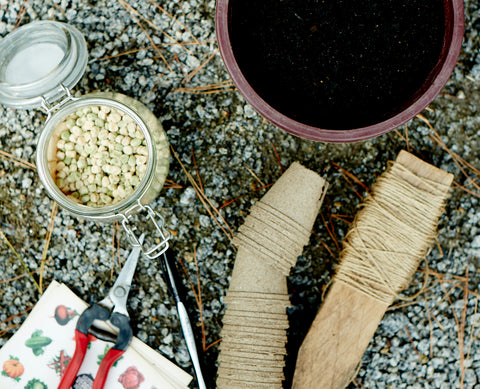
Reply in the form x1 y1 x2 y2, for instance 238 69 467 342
0 280 191 389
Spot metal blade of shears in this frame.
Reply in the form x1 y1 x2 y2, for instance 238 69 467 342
98 233 144 316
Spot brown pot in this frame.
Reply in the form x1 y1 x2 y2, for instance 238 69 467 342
216 0 465 143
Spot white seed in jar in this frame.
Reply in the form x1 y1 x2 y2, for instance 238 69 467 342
79 186 88 196
64 142 74 151
52 105 148 207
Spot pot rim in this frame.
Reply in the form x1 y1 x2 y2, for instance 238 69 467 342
215 0 465 143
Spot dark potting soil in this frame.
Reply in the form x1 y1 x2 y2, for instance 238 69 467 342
228 0 446 130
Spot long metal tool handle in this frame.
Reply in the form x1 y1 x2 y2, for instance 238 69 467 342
162 252 207 389
177 301 207 389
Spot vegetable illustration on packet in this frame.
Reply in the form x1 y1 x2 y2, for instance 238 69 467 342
2 356 24 382
25 330 53 356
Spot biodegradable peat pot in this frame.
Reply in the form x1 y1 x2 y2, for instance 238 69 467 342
216 0 464 143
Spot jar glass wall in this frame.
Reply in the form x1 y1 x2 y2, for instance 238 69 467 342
36 93 170 223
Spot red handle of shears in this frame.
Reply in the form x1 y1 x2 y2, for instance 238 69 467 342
57 330 126 389
92 348 126 389
57 305 132 389
57 330 90 389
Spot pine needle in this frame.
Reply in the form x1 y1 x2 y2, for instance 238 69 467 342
0 230 41 294
178 251 221 352
245 166 265 187
146 0 200 45
118 0 173 72
171 146 233 241
183 50 218 84
174 81 236 95
39 201 58 292
0 149 36 170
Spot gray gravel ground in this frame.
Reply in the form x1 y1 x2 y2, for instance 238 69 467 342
0 0 480 388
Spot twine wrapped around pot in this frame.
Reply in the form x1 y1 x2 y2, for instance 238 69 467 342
216 162 328 388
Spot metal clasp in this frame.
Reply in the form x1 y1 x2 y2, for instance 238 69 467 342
119 200 171 259
40 84 78 120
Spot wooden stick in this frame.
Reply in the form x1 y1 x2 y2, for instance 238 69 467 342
292 150 453 389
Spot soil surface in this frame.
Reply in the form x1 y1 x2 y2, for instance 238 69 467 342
229 0 445 129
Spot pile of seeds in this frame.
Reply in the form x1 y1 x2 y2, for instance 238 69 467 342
53 105 148 207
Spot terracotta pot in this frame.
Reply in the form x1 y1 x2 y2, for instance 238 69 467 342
216 0 464 143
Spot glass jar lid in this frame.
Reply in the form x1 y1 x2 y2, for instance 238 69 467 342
0 21 88 109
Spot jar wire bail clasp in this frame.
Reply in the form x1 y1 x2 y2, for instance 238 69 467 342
40 83 78 120
119 200 171 259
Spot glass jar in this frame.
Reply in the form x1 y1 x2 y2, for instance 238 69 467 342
0 21 171 258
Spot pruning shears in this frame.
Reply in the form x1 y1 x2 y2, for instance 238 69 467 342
58 235 144 389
